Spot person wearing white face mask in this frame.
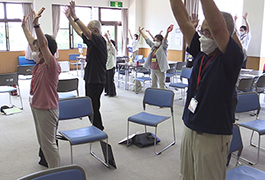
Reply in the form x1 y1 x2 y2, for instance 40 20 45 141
22 8 61 168
170 0 244 179
235 13 251 68
139 25 173 89
128 29 140 61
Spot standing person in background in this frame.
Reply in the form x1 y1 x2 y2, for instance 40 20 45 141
145 30 163 41
170 0 243 179
104 31 117 97
235 13 251 69
64 1 107 130
22 7 61 168
139 25 173 89
128 29 140 61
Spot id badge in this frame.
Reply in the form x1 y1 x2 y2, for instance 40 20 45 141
152 58 156 62
188 97 198 114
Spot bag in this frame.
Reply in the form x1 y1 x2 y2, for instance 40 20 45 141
132 132 160 148
132 79 142 92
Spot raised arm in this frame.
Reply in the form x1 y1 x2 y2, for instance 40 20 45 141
138 26 147 39
21 14 35 51
200 0 230 54
243 12 250 33
169 0 196 47
69 0 92 39
164 24 174 41
63 6 82 37
145 30 155 40
33 7 52 64
128 29 133 40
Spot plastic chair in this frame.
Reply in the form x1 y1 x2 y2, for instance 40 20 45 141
127 88 176 155
253 74 265 94
57 97 109 167
236 92 265 165
237 77 254 93
169 67 192 101
226 165 265 180
17 65 35 79
17 164 86 180
166 63 177 83
134 55 143 62
57 78 79 100
0 73 23 109
69 54 81 74
227 124 243 166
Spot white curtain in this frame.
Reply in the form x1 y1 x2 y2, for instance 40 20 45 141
22 3 34 60
52 5 60 58
186 0 200 16
121 9 128 56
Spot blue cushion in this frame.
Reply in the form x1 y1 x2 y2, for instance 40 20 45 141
128 112 169 126
226 165 265 180
60 126 107 145
18 56 36 66
238 119 265 135
58 93 76 100
136 77 151 82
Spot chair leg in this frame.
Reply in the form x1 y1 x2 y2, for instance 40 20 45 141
90 141 109 168
17 85 23 110
70 145 73 164
154 117 176 155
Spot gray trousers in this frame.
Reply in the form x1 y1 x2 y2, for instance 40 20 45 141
31 107 60 168
151 69 166 89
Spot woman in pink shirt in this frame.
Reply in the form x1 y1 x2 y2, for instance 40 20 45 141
22 7 61 168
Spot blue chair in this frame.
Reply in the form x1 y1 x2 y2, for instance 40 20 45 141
169 67 192 101
127 88 176 155
134 55 143 62
236 92 265 165
57 78 79 100
227 124 243 166
226 165 265 180
69 54 81 73
17 164 86 180
57 97 109 167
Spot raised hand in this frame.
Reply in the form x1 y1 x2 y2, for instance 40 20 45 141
21 14 29 27
33 7 45 25
234 15 238 21
190 13 199 29
69 0 77 17
63 6 71 19
243 12 248 20
167 24 174 32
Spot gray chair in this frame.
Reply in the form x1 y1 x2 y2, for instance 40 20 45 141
57 97 109 167
0 73 23 109
127 88 176 155
57 78 79 100
17 65 35 79
253 74 265 95
17 164 86 180
237 77 254 93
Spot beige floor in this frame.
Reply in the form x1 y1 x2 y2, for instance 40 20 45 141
1 71 265 180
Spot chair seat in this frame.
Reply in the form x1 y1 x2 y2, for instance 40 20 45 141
238 119 265 135
169 82 188 88
58 92 76 99
0 86 16 93
128 112 169 126
166 73 175 78
226 165 265 180
59 126 107 145
136 77 151 82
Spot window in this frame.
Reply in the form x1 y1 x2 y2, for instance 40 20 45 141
0 2 28 51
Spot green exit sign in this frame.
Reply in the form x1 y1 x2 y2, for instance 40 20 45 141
110 1 123 7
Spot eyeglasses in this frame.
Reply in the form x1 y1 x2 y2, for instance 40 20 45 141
198 29 211 38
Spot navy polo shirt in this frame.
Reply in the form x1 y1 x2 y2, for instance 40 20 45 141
82 33 107 84
183 32 243 135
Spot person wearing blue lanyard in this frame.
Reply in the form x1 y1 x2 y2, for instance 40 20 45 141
170 0 243 180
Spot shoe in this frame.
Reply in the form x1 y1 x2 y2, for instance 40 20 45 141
38 159 48 168
109 94 116 97
104 93 109 96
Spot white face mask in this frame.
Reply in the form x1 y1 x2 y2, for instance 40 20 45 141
154 41 161 47
32 51 41 63
199 35 218 55
240 31 245 36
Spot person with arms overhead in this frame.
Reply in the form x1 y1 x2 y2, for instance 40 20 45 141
128 29 140 61
64 1 107 130
170 0 243 179
139 25 173 89
22 7 61 168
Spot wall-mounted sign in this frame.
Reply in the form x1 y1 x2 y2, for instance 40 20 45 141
110 1 123 8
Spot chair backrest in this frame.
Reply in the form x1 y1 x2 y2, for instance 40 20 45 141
166 63 177 74
180 67 192 80
59 97 93 121
17 164 86 180
69 54 80 60
135 55 143 61
0 73 18 86
17 65 35 76
237 77 254 92
57 78 79 96
143 88 175 112
254 74 265 93
235 92 260 115
229 124 243 155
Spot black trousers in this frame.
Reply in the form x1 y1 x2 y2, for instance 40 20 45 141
105 67 116 96
85 83 104 130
